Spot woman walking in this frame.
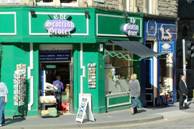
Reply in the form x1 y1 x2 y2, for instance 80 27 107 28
129 74 142 114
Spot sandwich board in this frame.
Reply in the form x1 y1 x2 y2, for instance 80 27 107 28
76 93 95 123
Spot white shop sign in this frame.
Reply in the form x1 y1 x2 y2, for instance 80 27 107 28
44 14 75 36
122 18 139 36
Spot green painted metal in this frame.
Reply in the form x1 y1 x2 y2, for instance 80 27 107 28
73 44 80 113
95 9 143 38
1 44 39 117
0 14 15 33
0 7 96 43
109 96 130 105
73 44 106 113
0 6 143 116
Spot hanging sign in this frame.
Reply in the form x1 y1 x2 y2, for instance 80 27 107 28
122 17 139 37
146 20 157 38
45 14 75 35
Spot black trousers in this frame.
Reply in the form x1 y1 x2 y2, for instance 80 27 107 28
179 94 186 109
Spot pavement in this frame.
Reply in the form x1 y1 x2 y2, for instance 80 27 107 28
1 101 194 129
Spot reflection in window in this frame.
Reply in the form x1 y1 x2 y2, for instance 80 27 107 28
105 44 133 79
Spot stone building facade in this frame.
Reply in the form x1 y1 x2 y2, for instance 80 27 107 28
0 0 178 18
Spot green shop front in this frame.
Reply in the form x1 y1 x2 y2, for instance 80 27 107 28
0 7 143 117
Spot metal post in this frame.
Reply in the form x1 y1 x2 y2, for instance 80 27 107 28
182 39 186 77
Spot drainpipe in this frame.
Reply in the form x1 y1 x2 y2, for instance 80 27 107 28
80 43 85 94
28 43 34 111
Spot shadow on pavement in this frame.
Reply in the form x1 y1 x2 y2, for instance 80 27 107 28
5 117 25 126
137 109 146 113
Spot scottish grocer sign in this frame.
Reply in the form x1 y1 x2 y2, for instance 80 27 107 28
45 15 75 35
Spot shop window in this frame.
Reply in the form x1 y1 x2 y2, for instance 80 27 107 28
105 44 133 80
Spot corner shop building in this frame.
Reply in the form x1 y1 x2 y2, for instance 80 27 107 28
0 6 143 116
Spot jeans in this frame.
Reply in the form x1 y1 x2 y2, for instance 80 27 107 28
131 97 142 108
0 97 5 125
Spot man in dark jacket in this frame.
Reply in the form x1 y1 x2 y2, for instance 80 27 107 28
178 74 189 110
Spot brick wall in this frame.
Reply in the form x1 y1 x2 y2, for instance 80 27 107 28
158 0 177 17
89 0 124 11
136 0 177 17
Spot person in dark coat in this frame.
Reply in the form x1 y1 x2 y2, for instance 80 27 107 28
178 74 189 110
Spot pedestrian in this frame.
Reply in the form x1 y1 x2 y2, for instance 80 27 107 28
0 82 8 126
129 74 142 114
178 74 189 110
53 75 64 111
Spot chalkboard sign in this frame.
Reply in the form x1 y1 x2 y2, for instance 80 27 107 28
76 94 95 123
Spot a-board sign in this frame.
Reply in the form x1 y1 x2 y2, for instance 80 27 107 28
76 93 95 123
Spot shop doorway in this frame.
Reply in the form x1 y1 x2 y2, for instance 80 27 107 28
144 41 154 107
158 53 174 105
39 46 73 116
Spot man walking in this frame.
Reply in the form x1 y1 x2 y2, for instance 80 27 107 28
0 82 8 126
178 74 189 110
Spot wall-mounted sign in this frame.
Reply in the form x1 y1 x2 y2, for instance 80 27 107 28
158 24 176 41
88 63 96 88
40 50 71 61
158 41 175 53
45 15 75 35
146 20 157 38
122 17 139 36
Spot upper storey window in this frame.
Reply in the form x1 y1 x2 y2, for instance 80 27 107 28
60 0 78 7
0 0 21 3
37 0 78 7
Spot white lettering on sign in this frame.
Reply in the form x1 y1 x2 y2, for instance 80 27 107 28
122 18 139 36
122 23 139 36
45 19 75 35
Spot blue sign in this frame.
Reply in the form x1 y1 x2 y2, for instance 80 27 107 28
145 20 177 41
40 50 71 61
158 41 175 53
158 24 176 41
146 20 157 37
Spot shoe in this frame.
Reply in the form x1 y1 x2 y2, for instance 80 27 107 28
184 105 189 109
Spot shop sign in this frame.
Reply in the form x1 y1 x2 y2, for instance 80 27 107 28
44 15 75 35
158 24 176 41
122 17 139 37
146 20 157 38
40 50 71 61
158 41 174 53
